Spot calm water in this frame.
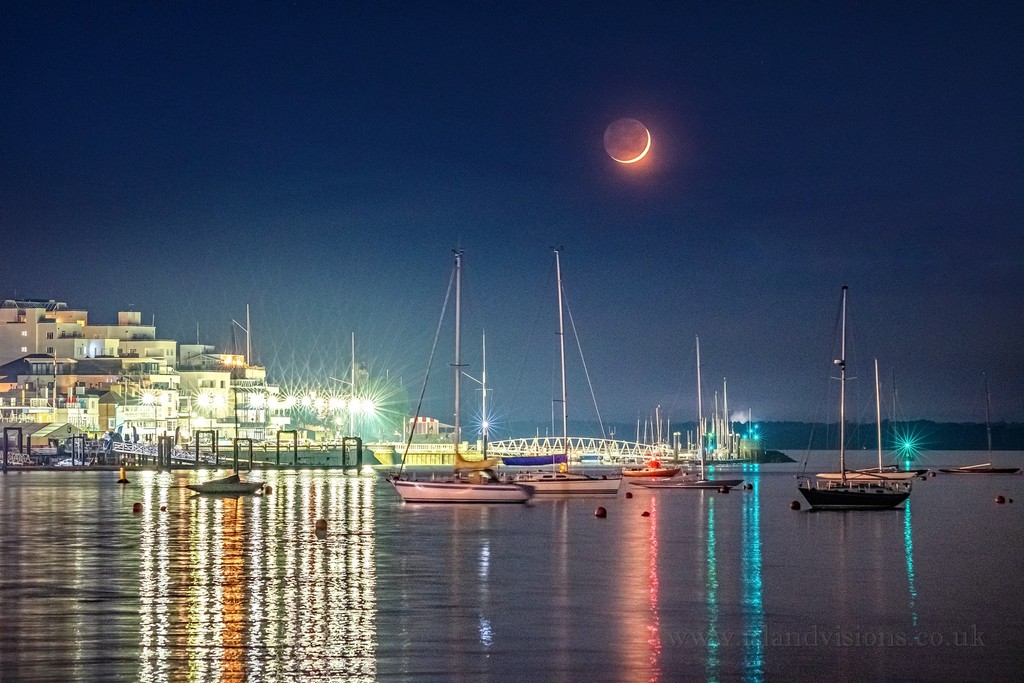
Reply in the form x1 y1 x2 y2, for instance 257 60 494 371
0 451 1021 682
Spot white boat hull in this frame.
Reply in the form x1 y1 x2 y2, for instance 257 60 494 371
391 479 533 503
513 472 621 494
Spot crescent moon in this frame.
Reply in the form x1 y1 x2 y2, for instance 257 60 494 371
615 127 651 164
604 118 652 164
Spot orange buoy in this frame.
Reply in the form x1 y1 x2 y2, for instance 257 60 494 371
625 491 633 499
117 467 129 484
315 518 327 531
995 495 1006 504
132 502 142 513
641 510 650 517
264 485 273 495
594 506 607 518
790 500 801 510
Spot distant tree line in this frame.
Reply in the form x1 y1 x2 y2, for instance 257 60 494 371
758 421 1024 451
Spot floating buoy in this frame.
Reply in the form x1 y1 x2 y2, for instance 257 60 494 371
1009 498 1014 503
719 486 730 493
790 500 801 510
641 510 650 517
744 483 753 490
995 495 1006 504
117 467 129 484
594 506 607 518
930 472 936 477
314 518 327 531
264 485 273 495
625 491 633 499
132 502 142 513
159 505 167 512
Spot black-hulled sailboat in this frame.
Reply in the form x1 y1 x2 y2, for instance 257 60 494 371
797 286 911 510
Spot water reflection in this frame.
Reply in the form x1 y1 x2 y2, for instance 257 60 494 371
135 471 377 681
741 476 764 682
904 499 918 628
704 496 720 682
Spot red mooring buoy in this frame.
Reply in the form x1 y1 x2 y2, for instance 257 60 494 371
594 506 607 518
641 510 650 517
719 486 730 493
790 500 801 510
995 495 1006 504
132 502 143 513
625 491 633 499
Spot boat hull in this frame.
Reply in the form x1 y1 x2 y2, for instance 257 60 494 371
513 472 620 494
635 478 744 490
939 467 1020 474
187 473 264 495
501 454 568 467
391 479 533 503
621 467 681 478
797 482 910 510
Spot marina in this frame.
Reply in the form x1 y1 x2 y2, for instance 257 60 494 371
0 450 1020 681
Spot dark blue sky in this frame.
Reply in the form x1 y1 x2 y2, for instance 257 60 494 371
2 2 1021 429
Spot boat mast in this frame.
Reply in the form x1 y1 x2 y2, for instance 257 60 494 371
481 330 488 458
983 372 992 453
453 250 463 459
875 358 882 472
696 335 705 480
555 249 569 463
838 285 848 483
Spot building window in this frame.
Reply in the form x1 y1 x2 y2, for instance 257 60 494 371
21 346 27 353
46 347 54 354
46 332 54 339
21 330 27 337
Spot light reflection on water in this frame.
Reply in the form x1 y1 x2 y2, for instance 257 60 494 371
0 453 1021 681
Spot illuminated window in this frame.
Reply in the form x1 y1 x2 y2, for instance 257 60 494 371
21 330 27 336
21 346 27 353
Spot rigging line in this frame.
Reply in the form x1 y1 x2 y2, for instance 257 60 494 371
561 282 607 440
397 262 456 478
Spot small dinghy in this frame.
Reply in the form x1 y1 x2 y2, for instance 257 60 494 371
187 473 264 495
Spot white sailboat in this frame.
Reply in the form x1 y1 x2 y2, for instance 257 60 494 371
513 250 620 495
636 335 743 490
798 286 911 510
815 358 924 482
391 251 534 504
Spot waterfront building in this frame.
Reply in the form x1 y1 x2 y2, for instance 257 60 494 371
0 298 286 447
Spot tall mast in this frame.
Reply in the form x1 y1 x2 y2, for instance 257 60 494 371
875 358 883 472
453 250 463 456
984 372 992 452
481 330 488 457
838 285 848 482
350 332 356 437
555 249 568 457
245 304 251 367
696 335 705 480
723 378 729 456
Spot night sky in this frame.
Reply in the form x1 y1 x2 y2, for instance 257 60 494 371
2 3 1021 431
